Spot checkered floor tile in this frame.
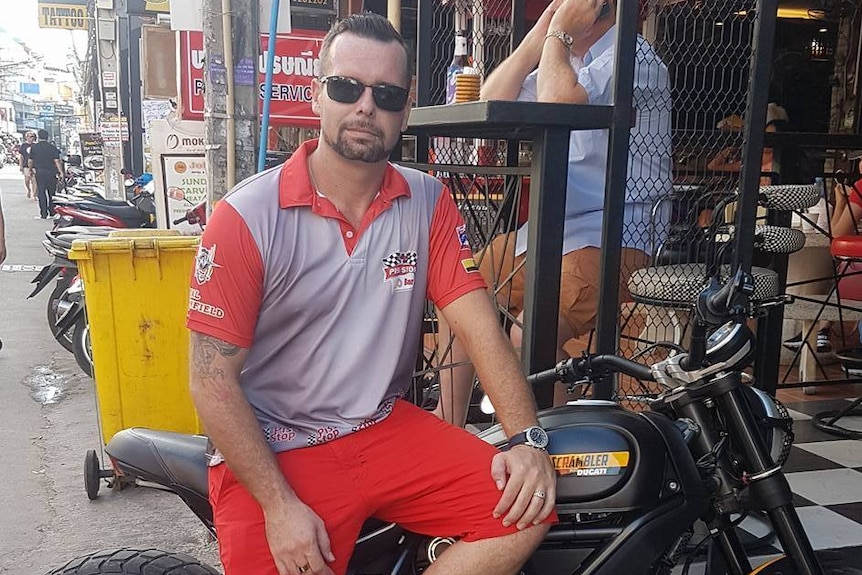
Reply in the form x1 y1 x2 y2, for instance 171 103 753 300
672 397 862 574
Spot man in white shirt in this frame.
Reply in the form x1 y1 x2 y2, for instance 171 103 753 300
437 0 672 422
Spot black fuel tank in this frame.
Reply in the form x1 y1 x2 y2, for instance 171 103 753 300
479 401 672 510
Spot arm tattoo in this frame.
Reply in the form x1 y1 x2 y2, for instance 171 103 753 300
192 333 241 383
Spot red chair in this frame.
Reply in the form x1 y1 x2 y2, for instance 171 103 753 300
809 234 862 439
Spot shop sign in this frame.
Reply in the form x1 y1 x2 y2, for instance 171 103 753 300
144 0 170 13
99 115 129 142
160 154 207 228
290 0 335 13
38 2 89 30
79 132 104 171
179 29 324 128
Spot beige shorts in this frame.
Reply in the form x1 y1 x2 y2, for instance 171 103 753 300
477 233 650 338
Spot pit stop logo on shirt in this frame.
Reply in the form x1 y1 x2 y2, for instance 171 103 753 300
382 251 417 293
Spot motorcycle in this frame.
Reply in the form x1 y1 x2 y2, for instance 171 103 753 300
47 269 833 575
30 226 109 358
53 173 156 229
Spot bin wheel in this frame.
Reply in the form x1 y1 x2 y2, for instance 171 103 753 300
84 449 101 500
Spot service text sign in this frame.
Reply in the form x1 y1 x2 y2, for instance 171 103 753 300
179 29 324 128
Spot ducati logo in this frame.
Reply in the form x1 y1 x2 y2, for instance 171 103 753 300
195 244 221 285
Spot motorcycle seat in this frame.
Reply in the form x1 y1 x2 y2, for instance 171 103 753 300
52 233 111 251
105 428 209 499
72 200 149 223
47 227 113 251
47 225 111 237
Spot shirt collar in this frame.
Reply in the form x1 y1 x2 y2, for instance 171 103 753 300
279 139 411 208
584 25 616 66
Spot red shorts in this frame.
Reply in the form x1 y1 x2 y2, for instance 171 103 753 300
209 400 556 575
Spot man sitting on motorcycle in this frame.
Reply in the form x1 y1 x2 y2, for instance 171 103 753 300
187 13 556 575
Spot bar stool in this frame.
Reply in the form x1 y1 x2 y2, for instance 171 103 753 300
809 234 862 439
625 184 819 344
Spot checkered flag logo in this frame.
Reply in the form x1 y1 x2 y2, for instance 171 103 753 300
382 251 418 267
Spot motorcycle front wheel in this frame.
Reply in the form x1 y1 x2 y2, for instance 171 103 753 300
47 277 75 353
46 548 219 575
72 318 93 378
747 550 860 574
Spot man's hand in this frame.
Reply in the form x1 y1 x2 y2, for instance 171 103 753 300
264 498 336 575
490 446 557 530
550 0 606 40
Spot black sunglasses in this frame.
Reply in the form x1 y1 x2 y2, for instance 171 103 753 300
320 76 410 112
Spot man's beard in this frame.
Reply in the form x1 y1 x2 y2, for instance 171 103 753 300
324 123 393 163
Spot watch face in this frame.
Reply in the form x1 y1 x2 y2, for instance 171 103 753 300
527 426 549 448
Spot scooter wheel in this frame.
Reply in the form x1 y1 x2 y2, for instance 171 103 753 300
84 449 101 500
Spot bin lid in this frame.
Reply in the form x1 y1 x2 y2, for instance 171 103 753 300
68 235 200 260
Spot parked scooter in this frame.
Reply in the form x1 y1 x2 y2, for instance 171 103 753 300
29 226 109 376
53 173 156 229
48 271 829 575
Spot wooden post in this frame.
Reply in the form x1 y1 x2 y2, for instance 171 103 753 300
95 0 126 199
203 1 229 203
231 0 260 183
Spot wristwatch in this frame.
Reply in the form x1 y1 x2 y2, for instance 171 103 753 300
507 426 550 451
545 30 574 49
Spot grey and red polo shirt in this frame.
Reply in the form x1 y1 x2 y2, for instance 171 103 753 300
186 139 485 454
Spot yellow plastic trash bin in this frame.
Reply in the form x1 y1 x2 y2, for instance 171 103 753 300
69 230 203 442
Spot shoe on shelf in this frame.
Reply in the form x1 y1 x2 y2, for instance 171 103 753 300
816 329 832 353
783 333 802 351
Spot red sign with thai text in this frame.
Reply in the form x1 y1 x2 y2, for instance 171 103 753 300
179 29 324 128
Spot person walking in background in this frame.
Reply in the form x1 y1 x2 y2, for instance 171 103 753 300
18 131 36 201
28 129 65 220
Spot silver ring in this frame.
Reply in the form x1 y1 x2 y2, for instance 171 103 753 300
298 565 310 574
533 490 546 499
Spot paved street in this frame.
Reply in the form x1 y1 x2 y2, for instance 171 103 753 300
0 165 219 574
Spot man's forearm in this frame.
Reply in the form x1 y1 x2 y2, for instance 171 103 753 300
536 39 584 104
442 291 539 437
481 31 545 101
189 336 297 515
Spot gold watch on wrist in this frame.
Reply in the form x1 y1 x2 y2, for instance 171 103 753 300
545 30 574 48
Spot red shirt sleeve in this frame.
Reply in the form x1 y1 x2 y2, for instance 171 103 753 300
427 188 487 308
186 201 264 348
850 180 862 208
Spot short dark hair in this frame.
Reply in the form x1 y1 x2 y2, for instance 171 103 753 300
319 13 411 86
37 129 49 140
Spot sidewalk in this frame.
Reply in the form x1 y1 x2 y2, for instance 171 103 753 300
0 164 218 574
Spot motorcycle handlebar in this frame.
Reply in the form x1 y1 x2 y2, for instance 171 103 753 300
173 216 188 225
526 354 655 386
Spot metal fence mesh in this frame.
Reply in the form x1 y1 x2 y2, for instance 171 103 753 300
408 0 761 418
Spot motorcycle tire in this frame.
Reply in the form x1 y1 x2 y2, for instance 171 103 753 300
747 550 862 574
72 318 93 378
47 280 76 353
45 548 219 575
